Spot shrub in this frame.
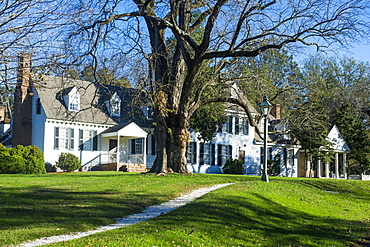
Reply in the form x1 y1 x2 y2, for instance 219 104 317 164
0 145 46 174
0 153 26 174
56 152 81 172
0 143 7 152
222 159 245 174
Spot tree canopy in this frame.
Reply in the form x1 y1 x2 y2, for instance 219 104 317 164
60 0 370 174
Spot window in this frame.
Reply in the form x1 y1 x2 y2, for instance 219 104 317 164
111 99 120 116
227 116 233 133
36 98 41 114
107 93 121 117
200 143 215 166
54 127 74 151
54 127 59 149
235 116 239 134
69 99 79 111
79 129 98 151
186 142 197 164
65 88 80 112
130 138 144 154
142 105 154 120
241 118 249 135
217 145 232 166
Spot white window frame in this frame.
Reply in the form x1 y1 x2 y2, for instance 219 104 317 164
54 127 74 151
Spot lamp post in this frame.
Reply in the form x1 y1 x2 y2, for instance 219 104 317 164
260 96 273 182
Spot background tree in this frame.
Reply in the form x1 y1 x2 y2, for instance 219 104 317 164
227 49 303 116
63 0 370 174
333 104 370 174
289 55 370 173
0 0 75 118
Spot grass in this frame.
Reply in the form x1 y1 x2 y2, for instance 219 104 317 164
0 172 369 247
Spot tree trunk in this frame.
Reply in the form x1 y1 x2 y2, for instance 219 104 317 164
167 114 191 173
149 122 169 174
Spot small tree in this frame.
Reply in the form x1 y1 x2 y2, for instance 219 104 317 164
56 152 81 172
222 159 245 175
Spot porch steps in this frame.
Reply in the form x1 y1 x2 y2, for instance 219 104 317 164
120 164 147 173
100 163 146 172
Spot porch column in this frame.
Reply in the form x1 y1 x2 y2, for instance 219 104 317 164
325 162 330 178
306 158 311 178
335 153 339 178
117 134 120 163
343 153 347 179
143 136 147 165
317 159 321 178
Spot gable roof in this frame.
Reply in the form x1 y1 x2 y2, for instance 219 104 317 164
35 75 151 127
327 125 350 152
101 122 148 138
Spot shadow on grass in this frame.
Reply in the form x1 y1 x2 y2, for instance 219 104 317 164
140 185 370 246
0 186 169 246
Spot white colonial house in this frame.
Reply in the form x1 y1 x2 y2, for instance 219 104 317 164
298 125 351 179
3 54 350 177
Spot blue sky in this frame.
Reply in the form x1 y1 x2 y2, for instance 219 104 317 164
292 42 370 65
345 44 370 63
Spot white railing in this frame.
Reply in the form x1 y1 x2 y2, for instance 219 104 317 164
81 155 101 171
127 154 144 164
81 152 145 171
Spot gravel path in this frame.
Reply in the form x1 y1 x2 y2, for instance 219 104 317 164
18 183 233 247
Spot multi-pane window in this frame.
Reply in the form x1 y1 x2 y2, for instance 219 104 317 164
218 115 249 135
217 145 232 166
79 129 98 151
54 127 74 151
241 118 249 135
186 142 197 164
68 93 80 111
111 99 120 116
200 143 215 166
130 138 144 154
227 116 233 133
235 116 240 134
108 93 121 117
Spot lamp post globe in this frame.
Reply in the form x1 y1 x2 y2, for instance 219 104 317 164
259 96 273 182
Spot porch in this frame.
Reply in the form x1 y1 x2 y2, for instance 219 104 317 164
82 122 148 172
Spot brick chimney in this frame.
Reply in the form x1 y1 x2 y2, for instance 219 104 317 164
0 104 5 121
273 104 281 119
12 53 33 147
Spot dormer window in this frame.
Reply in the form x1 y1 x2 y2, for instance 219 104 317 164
142 105 154 120
64 87 80 112
106 92 121 117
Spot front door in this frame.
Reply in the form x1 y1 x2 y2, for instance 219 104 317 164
238 150 245 162
109 139 118 152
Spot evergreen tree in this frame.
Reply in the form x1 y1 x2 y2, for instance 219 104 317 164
333 104 370 174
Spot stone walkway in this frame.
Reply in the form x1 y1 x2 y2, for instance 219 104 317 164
18 183 233 247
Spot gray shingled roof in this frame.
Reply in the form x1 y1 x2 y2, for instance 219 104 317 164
35 75 151 128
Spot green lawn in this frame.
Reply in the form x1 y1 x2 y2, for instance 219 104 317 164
0 172 369 247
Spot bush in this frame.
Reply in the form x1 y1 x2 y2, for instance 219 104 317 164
56 152 81 172
222 159 245 174
0 143 7 152
0 153 26 174
23 146 46 174
0 145 46 174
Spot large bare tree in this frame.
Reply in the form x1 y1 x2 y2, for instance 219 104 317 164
66 0 370 174
0 0 72 118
